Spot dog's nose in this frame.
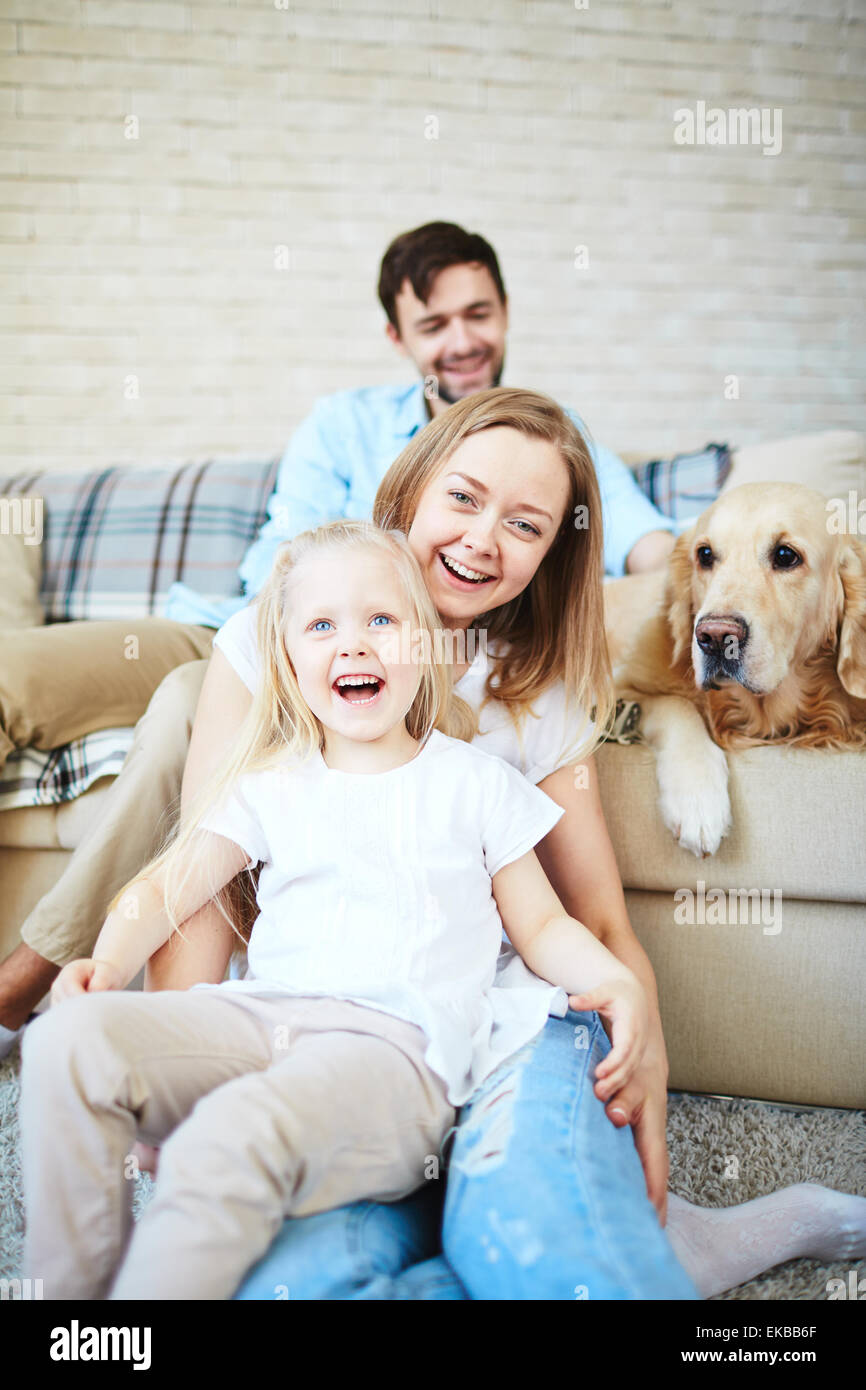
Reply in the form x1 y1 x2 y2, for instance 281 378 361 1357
695 615 749 657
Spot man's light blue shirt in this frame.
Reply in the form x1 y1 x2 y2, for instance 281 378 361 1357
165 382 679 628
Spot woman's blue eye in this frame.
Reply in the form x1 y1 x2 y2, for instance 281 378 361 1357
449 491 539 537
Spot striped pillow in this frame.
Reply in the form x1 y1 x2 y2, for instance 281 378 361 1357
0 457 280 622
632 443 731 523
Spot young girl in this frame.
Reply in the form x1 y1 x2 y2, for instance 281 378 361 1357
20 520 649 1302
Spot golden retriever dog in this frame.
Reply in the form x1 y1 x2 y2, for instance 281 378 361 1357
604 481 866 856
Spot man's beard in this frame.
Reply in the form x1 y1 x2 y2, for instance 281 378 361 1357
433 356 505 406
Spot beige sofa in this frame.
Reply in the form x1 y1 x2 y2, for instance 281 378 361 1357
2 431 864 1109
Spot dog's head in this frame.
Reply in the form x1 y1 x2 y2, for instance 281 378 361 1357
666 482 866 699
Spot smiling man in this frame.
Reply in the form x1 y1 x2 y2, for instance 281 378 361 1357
166 222 676 631
382 228 510 406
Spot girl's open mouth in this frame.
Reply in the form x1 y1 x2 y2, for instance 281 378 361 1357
332 675 384 706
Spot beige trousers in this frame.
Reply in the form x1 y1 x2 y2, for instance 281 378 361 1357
0 618 215 772
20 987 455 1300
19 654 212 965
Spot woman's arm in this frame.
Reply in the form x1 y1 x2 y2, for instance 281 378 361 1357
532 753 672 1223
492 851 648 1098
144 649 254 991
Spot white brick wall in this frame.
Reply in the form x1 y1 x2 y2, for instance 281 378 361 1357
1 0 863 472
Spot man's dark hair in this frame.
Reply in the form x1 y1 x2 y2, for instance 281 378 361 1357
377 221 507 330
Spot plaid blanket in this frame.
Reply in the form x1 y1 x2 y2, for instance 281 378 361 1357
0 443 721 813
0 729 133 813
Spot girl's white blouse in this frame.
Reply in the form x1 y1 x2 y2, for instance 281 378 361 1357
195 603 595 1106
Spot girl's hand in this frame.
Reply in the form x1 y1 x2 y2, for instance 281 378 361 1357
51 957 124 1004
568 975 649 1099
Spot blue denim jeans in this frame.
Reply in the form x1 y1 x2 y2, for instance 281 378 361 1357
233 1010 700 1300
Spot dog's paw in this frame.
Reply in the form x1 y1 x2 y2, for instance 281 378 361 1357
656 743 731 857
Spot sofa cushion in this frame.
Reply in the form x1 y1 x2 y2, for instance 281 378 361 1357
0 520 45 629
596 742 866 903
0 457 280 621
626 889 864 1108
720 430 865 500
0 777 116 850
5 740 863 907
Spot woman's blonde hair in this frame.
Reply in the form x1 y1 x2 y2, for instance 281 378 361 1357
107 520 475 947
374 385 616 764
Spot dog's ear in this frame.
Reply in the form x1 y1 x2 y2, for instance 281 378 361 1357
665 527 696 668
837 537 866 699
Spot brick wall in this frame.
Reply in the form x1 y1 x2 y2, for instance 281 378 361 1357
1 0 863 472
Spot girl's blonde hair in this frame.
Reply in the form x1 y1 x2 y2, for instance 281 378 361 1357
373 385 616 763
107 521 475 946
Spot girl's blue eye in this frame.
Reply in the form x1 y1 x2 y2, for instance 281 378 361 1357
371 614 392 626
312 620 333 632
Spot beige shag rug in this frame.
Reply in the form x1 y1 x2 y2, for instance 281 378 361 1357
1 1037 862 1299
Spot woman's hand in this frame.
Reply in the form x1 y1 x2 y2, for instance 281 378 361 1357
587 1030 671 1226
51 957 123 1004
533 761 673 1226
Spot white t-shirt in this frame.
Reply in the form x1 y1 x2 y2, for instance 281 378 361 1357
197 730 566 1106
205 600 595 1104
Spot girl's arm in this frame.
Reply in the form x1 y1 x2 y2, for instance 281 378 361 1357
145 649 255 991
492 852 648 1095
58 829 252 996
530 754 672 1222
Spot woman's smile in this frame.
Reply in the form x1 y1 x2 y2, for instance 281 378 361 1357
438 551 496 586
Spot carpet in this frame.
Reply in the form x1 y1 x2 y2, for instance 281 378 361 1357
1 1038 863 1300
